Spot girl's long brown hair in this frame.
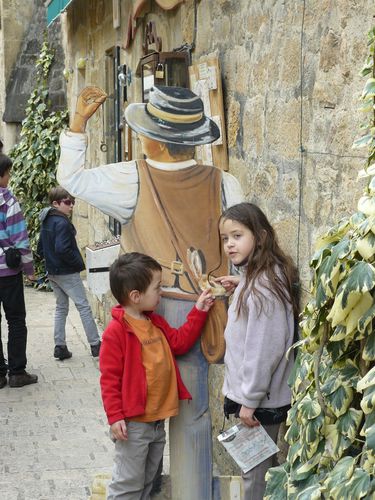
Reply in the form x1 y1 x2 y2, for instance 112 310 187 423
219 203 300 318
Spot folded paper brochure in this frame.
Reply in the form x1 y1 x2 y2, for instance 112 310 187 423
218 423 279 473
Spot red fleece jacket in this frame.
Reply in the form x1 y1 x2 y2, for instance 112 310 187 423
99 304 208 425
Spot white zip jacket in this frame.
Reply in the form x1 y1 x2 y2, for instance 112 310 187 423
222 273 294 409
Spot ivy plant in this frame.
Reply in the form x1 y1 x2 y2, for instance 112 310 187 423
265 27 375 500
9 39 68 280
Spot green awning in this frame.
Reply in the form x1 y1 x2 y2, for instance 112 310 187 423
46 0 75 26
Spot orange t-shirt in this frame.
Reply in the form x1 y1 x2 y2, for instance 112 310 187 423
124 313 179 422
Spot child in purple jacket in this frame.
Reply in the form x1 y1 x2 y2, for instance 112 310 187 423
0 153 38 388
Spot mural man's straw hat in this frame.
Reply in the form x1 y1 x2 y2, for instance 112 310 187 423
125 86 220 146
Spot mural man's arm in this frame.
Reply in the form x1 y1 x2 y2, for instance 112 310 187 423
57 87 138 224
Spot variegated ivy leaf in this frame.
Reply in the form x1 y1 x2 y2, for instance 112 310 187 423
322 456 355 494
296 484 322 500
287 441 302 466
314 218 350 251
299 438 323 464
333 359 361 386
325 385 353 418
350 211 368 230
321 375 343 396
365 423 375 451
304 415 325 444
361 451 375 475
353 133 374 149
361 77 375 98
360 408 375 437
326 337 351 362
363 329 375 361
360 386 375 415
356 231 375 261
357 365 375 392
285 419 300 444
346 292 374 337
358 303 375 335
299 395 322 420
337 468 372 500
329 324 347 342
318 238 350 285
295 450 322 475
336 408 363 441
264 465 288 500
337 261 375 308
358 195 375 217
327 290 362 327
324 424 352 461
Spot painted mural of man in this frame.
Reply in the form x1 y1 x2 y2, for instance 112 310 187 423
57 85 244 499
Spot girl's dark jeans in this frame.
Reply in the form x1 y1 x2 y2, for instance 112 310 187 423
0 272 27 376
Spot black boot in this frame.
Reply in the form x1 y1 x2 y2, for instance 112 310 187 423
54 345 72 360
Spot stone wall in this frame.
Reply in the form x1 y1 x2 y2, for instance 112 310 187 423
57 0 375 475
0 0 66 151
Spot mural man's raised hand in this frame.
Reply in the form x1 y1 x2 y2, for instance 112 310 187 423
70 86 107 133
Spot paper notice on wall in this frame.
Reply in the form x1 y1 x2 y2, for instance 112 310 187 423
193 80 212 116
218 423 279 473
198 62 209 80
207 66 217 90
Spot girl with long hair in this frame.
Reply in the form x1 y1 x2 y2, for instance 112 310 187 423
217 202 299 500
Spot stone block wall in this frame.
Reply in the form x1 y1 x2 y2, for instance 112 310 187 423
57 0 375 475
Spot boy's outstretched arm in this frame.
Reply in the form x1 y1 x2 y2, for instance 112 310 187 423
156 289 215 355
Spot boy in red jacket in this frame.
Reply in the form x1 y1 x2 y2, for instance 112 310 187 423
99 252 214 499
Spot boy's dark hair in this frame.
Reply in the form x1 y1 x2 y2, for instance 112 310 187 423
48 186 74 204
110 252 162 305
0 153 12 177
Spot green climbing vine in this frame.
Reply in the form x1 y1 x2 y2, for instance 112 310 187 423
265 27 375 499
9 39 68 279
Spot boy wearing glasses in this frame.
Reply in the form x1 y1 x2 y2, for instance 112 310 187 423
37 186 101 360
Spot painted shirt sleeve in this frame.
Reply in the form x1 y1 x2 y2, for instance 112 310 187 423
222 171 245 209
57 130 138 224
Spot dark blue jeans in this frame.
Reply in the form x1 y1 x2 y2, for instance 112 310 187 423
0 272 27 376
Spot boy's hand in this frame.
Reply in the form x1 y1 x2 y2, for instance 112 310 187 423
70 86 107 133
214 275 240 294
195 289 215 312
110 419 128 441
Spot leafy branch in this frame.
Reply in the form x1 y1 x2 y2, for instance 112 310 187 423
265 26 375 500
9 38 68 282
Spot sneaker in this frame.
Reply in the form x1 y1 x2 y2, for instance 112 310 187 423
90 341 101 358
54 345 72 360
9 371 38 388
0 376 7 389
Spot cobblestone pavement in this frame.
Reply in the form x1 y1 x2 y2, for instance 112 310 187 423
0 285 112 500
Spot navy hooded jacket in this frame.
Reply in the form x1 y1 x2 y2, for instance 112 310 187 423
37 207 85 275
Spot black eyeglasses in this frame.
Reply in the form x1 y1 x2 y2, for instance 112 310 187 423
60 198 75 206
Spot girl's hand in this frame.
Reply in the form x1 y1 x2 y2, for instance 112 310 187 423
110 419 128 441
70 86 107 133
239 406 260 428
214 275 240 294
195 289 215 312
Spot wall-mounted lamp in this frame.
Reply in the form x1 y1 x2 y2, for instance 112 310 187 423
76 57 88 70
63 68 74 81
